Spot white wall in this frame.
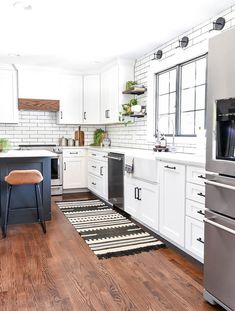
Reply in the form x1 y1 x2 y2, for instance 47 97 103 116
106 4 235 151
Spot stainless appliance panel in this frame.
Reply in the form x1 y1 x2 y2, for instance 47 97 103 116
108 153 124 210
205 175 235 219
204 210 235 311
206 28 235 177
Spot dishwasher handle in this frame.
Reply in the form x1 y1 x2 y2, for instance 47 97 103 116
107 155 123 161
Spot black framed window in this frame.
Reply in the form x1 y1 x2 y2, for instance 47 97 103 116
156 54 207 136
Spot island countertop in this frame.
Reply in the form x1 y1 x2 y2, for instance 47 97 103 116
0 150 56 158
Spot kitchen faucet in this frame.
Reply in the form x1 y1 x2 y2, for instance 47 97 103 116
156 115 177 153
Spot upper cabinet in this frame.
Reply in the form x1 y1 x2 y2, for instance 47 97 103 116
0 66 18 124
58 74 83 125
100 60 134 124
18 67 59 100
83 75 100 124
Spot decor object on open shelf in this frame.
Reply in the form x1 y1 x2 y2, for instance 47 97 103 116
90 128 106 146
125 81 138 91
0 139 10 152
123 84 147 95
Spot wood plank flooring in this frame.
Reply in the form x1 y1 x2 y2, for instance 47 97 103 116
0 193 222 311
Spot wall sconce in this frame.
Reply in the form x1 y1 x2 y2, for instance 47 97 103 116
209 17 226 31
152 50 163 60
176 36 189 49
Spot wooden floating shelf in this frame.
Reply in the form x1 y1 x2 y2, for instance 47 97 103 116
18 98 60 112
122 88 147 95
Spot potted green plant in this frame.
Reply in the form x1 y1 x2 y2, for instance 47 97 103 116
90 129 106 146
125 81 137 91
0 139 10 152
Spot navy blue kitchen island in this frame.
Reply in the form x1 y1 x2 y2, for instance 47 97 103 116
0 150 54 226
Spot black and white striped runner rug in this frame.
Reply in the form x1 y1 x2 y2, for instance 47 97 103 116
57 199 165 259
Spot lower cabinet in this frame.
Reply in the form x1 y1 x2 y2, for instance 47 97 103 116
63 150 87 189
124 175 159 230
159 162 185 247
87 153 108 200
185 216 204 260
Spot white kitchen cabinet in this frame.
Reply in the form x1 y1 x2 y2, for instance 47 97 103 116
83 75 100 124
58 74 83 124
63 149 87 189
124 175 159 230
159 161 185 247
87 150 108 200
18 67 59 100
185 216 204 261
100 61 134 124
0 67 18 123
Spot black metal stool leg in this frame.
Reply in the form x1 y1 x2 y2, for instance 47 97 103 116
2 185 12 238
34 184 40 221
35 184 46 233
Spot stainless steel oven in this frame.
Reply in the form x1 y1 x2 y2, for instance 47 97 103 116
19 145 63 195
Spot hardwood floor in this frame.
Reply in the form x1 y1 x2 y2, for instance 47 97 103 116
0 193 222 311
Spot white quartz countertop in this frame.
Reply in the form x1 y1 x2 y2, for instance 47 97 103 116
0 150 56 158
87 146 205 167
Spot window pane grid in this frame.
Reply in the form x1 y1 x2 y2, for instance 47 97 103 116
156 55 207 137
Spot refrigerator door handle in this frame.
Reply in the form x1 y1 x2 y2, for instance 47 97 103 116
204 218 235 236
205 180 235 191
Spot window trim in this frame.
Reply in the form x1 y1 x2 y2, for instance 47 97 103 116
155 53 208 137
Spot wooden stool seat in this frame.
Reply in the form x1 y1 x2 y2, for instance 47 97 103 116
5 169 43 185
2 169 46 238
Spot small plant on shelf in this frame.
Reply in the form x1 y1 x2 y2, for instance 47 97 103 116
125 81 138 91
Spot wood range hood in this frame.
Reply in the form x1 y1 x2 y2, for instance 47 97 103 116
18 98 59 112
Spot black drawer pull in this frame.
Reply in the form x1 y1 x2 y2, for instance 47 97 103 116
197 192 205 198
137 188 142 201
91 182 96 186
164 165 176 170
92 153 96 156
197 210 205 216
197 237 204 244
92 165 96 168
198 174 206 179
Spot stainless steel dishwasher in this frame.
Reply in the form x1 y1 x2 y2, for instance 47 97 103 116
107 152 124 210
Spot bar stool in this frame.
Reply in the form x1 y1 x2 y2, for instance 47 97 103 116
2 169 46 238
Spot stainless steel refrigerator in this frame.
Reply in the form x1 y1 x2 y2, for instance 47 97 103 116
205 27 235 311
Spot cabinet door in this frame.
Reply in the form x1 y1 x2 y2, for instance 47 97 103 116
0 69 18 123
100 65 119 124
63 157 87 189
18 68 59 99
124 176 140 219
138 180 159 230
159 162 185 246
83 75 100 124
58 74 83 124
185 216 204 261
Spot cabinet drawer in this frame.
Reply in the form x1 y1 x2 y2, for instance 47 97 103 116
88 150 108 162
186 199 205 222
63 148 87 157
88 159 101 176
88 174 102 195
186 182 205 204
187 166 206 186
185 216 204 261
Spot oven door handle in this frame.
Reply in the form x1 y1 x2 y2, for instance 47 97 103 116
204 218 235 236
205 180 235 192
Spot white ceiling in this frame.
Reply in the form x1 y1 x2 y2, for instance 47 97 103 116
0 0 234 72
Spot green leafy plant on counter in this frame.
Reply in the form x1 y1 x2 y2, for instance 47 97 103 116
0 139 10 152
125 81 137 91
90 128 106 146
